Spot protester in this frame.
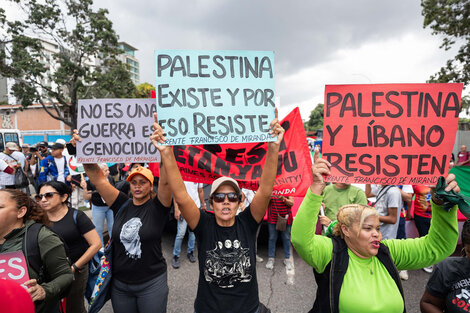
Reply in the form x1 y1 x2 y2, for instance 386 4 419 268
38 142 71 185
265 195 294 270
412 184 434 273
71 130 173 313
81 163 116 247
457 145 470 166
0 142 25 189
291 158 460 313
0 188 73 313
37 181 101 313
365 184 402 240
319 183 368 232
420 220 470 312
396 185 413 281
152 110 284 313
172 181 204 268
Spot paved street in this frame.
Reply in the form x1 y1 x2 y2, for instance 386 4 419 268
95 224 432 313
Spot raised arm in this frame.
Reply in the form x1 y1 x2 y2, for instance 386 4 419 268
151 113 200 230
250 108 285 223
71 130 119 207
385 174 459 270
291 158 334 272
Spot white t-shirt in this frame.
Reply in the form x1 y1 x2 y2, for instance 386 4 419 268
184 181 203 208
54 157 65 182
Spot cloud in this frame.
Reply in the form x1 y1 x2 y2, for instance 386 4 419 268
96 0 455 119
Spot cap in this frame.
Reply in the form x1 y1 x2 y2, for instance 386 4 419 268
21 143 30 148
51 143 65 150
126 166 154 185
5 142 20 151
55 139 67 145
37 141 48 148
0 279 35 313
210 176 240 198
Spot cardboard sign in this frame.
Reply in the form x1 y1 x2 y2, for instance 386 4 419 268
322 83 462 185
0 251 29 285
154 49 276 145
76 99 161 163
150 108 312 196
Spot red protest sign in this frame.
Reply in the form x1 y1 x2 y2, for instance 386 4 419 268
323 83 462 185
150 107 312 196
0 251 30 285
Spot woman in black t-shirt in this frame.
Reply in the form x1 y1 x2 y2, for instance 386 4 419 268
421 219 470 313
37 181 101 313
151 110 284 313
70 130 173 313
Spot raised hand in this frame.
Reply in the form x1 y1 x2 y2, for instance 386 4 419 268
150 113 171 152
310 158 331 195
70 129 81 147
268 107 285 146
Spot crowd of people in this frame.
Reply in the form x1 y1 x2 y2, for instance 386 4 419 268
0 119 469 313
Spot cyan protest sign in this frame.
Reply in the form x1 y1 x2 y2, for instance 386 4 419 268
155 49 276 145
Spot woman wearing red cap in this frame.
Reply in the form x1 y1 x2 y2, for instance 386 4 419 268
71 131 172 313
151 109 284 313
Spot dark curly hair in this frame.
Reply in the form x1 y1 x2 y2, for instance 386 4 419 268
0 189 50 226
462 219 470 246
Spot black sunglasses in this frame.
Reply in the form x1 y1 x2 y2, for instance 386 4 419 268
35 192 59 201
212 192 239 203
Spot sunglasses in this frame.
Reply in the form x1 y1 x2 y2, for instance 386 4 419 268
35 192 59 201
212 192 239 203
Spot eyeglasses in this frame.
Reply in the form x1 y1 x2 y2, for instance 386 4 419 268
35 192 59 201
212 192 239 203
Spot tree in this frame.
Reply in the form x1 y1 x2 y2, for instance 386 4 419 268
133 83 156 98
0 0 135 130
422 0 470 86
305 103 324 131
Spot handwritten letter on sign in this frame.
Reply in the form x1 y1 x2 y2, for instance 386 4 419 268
322 83 463 185
77 99 161 164
0 251 29 285
155 50 276 145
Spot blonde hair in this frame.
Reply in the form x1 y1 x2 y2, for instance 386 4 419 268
333 204 378 238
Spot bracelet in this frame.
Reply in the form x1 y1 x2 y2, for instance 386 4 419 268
72 263 81 273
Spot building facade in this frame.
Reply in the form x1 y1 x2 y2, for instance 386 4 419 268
118 42 140 85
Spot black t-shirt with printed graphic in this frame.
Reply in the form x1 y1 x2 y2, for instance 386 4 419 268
51 207 95 263
110 192 171 284
193 206 260 313
426 256 470 312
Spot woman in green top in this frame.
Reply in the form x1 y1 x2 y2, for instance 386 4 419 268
291 159 460 313
0 189 73 313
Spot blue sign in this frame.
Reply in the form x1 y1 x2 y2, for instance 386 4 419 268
155 49 276 145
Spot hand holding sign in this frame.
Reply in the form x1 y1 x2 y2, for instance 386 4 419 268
310 158 331 196
267 108 285 146
150 113 170 149
24 278 46 301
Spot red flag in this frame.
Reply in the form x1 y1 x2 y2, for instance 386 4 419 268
151 108 312 196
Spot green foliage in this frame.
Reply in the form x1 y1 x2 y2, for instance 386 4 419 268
305 103 324 131
422 0 470 87
0 0 135 129
133 83 156 98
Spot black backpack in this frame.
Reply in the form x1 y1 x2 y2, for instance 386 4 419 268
22 210 78 298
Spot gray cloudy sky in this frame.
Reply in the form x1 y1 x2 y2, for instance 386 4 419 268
98 0 454 119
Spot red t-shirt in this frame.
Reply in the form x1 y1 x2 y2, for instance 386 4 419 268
413 185 432 218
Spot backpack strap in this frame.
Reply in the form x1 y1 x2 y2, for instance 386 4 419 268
73 209 78 224
22 223 45 278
